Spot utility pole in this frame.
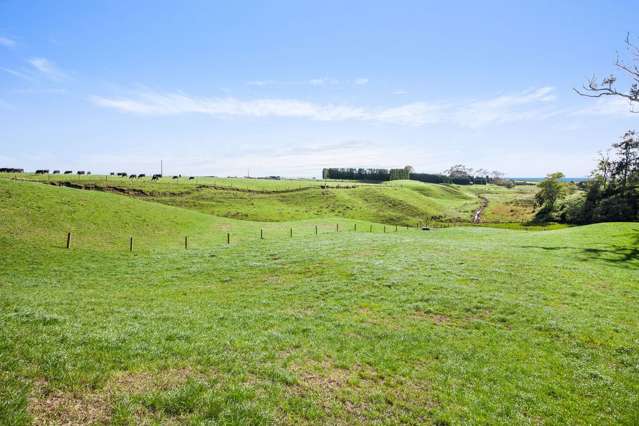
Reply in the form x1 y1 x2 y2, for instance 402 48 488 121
160 160 163 176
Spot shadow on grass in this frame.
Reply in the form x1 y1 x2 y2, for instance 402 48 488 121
520 229 639 268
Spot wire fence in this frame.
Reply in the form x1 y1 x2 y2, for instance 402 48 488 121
57 221 457 252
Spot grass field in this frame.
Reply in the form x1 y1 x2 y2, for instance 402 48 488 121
9 174 538 225
1 178 638 424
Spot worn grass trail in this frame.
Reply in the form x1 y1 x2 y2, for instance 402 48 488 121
0 179 637 424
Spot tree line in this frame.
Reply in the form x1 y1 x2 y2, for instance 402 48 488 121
322 165 510 186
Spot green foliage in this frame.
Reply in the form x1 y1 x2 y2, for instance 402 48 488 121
389 168 410 180
545 130 639 224
534 172 566 217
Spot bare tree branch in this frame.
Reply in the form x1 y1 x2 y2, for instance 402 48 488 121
574 34 639 112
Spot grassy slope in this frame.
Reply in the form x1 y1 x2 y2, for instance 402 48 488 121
1 179 638 424
14 175 490 224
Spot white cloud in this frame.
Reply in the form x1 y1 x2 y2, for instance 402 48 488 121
28 57 66 80
354 78 369 85
91 86 622 128
1 67 35 81
247 77 340 87
571 97 638 116
0 36 16 47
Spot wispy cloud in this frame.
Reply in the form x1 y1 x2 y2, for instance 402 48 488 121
571 97 638 116
91 86 614 128
247 78 340 87
0 36 16 47
1 67 36 82
28 57 66 80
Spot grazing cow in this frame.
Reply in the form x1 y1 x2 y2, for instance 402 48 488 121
172 175 179 179
138 174 146 178
53 170 60 174
129 174 137 179
189 176 195 180
64 170 73 174
0 168 24 173
87 171 91 175
77 171 85 175
151 175 160 181
35 169 50 174
110 172 115 176
117 172 127 177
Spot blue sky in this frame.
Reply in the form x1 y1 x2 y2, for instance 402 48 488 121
1 1 638 177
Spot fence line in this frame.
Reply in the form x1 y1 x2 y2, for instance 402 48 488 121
60 221 460 252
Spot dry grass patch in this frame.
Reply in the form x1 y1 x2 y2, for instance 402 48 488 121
28 367 210 425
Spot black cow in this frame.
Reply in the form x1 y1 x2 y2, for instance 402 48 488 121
188 176 195 180
117 172 127 177
151 174 161 181
77 171 85 175
64 170 73 174
138 174 146 178
129 174 137 179
35 169 49 174
0 168 24 173
53 170 60 174
172 175 179 179
110 172 115 176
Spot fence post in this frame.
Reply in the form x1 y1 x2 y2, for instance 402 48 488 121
227 233 230 244
354 223 357 231
370 224 373 232
66 232 71 249
336 223 339 232
261 228 264 240
315 225 318 235
129 236 133 252
395 225 398 232
185 236 188 249
290 227 293 238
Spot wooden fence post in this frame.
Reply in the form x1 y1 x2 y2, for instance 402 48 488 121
370 224 373 232
336 223 339 232
290 227 293 238
66 232 71 249
129 236 133 252
384 226 386 233
227 233 230 244
395 225 398 232
185 236 188 249
315 225 318 235
354 223 357 231
261 229 264 239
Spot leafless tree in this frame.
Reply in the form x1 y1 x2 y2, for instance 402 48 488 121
574 34 639 112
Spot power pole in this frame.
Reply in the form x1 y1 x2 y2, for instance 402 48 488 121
160 160 163 176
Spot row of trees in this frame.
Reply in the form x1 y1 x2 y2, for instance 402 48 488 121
323 165 510 186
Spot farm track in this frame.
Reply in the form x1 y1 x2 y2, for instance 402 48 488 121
473 195 489 223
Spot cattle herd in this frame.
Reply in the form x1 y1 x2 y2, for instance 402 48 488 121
0 168 196 181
